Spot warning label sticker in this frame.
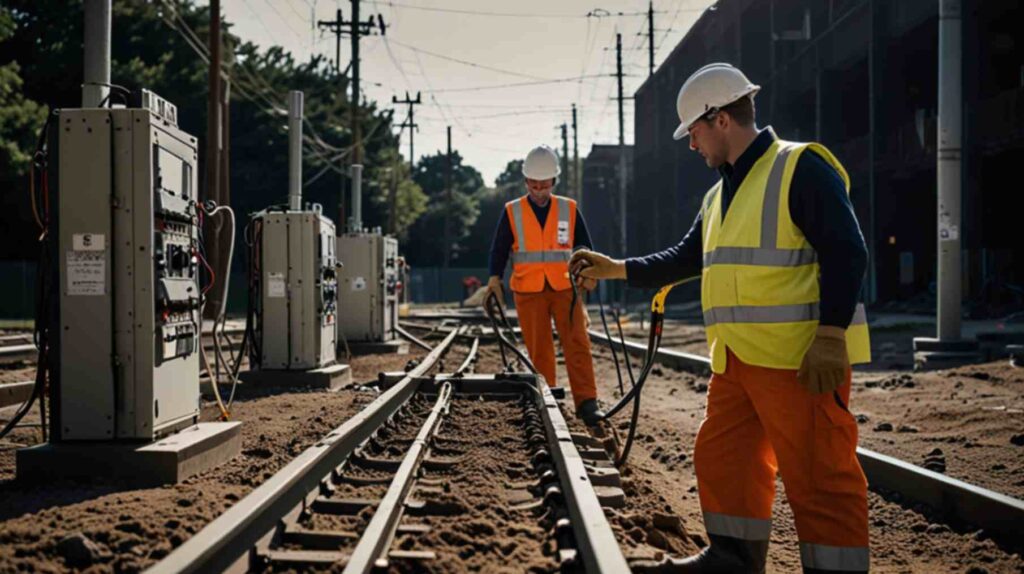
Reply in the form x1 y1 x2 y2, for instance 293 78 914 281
72 233 105 251
267 272 286 298
66 251 106 295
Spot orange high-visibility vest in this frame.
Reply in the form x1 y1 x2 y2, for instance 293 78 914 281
506 194 576 293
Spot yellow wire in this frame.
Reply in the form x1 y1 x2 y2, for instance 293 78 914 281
651 275 701 314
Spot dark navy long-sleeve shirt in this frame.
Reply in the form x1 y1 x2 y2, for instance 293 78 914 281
625 127 868 328
489 197 593 278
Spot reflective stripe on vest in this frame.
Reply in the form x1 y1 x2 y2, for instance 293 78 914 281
705 302 867 327
702 246 817 267
511 250 572 263
510 200 528 255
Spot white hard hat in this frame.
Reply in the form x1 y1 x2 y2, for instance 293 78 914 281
522 145 561 180
673 63 761 140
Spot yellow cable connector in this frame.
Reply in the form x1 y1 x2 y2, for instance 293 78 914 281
651 275 700 314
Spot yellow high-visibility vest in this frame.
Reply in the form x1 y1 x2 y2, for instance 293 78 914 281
700 130 871 374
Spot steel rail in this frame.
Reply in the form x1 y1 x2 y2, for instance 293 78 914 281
454 337 480 375
588 329 1024 546
534 382 631 572
146 327 461 574
343 381 453 573
394 324 433 351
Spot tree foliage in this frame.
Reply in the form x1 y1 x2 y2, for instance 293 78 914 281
0 0 453 264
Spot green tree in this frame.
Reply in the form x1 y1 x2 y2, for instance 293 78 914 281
0 0 407 264
370 150 427 241
494 159 524 188
405 150 485 266
0 6 49 256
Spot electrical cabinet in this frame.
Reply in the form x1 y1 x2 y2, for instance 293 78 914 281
254 209 338 370
50 94 201 441
336 233 399 342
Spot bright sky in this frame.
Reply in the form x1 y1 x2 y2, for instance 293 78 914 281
220 0 714 185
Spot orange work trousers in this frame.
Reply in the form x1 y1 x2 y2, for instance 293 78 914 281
513 287 597 407
694 350 869 572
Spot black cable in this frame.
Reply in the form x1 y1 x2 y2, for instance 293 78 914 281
485 293 538 375
597 297 626 396
613 307 636 387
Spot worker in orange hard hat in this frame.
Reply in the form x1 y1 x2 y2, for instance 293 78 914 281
571 63 872 573
485 145 603 425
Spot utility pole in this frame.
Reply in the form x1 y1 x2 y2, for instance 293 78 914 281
317 9 347 232
350 0 386 165
444 126 453 268
572 103 580 210
647 1 655 76
317 9 345 74
317 3 385 232
392 91 422 167
205 0 223 317
616 33 627 261
561 123 569 196
82 0 110 107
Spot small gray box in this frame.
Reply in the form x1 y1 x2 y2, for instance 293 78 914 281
336 233 399 342
256 210 338 370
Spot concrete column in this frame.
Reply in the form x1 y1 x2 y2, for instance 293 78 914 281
937 0 962 340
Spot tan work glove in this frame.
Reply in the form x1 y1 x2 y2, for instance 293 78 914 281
569 249 627 280
484 275 505 309
797 326 849 394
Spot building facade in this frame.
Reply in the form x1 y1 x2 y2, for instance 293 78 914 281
634 0 1023 310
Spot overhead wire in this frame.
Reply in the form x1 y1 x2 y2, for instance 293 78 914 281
373 1 652 19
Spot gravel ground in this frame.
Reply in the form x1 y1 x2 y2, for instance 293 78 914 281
0 349 423 572
3 315 1023 573
581 334 1024 573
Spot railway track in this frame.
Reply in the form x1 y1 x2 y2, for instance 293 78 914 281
147 326 630 573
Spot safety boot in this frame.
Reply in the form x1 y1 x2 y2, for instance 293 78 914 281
633 534 768 573
576 399 605 426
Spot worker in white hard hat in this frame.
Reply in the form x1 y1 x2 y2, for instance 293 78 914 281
571 63 873 573
485 145 603 425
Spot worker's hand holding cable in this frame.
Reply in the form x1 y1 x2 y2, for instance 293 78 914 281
569 249 627 281
484 275 505 309
797 325 849 394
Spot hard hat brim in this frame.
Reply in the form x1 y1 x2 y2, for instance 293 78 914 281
672 123 689 140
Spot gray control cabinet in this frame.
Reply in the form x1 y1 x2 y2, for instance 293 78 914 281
51 103 201 441
256 210 338 370
336 233 399 342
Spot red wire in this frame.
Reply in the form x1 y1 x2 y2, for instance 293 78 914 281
199 249 215 295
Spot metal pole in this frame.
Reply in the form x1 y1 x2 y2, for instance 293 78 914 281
443 126 452 268
616 33 627 260
204 0 222 317
335 9 342 73
351 0 362 164
82 0 111 107
572 103 580 209
350 164 363 232
648 0 655 77
937 0 962 341
288 91 304 211
561 123 569 195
